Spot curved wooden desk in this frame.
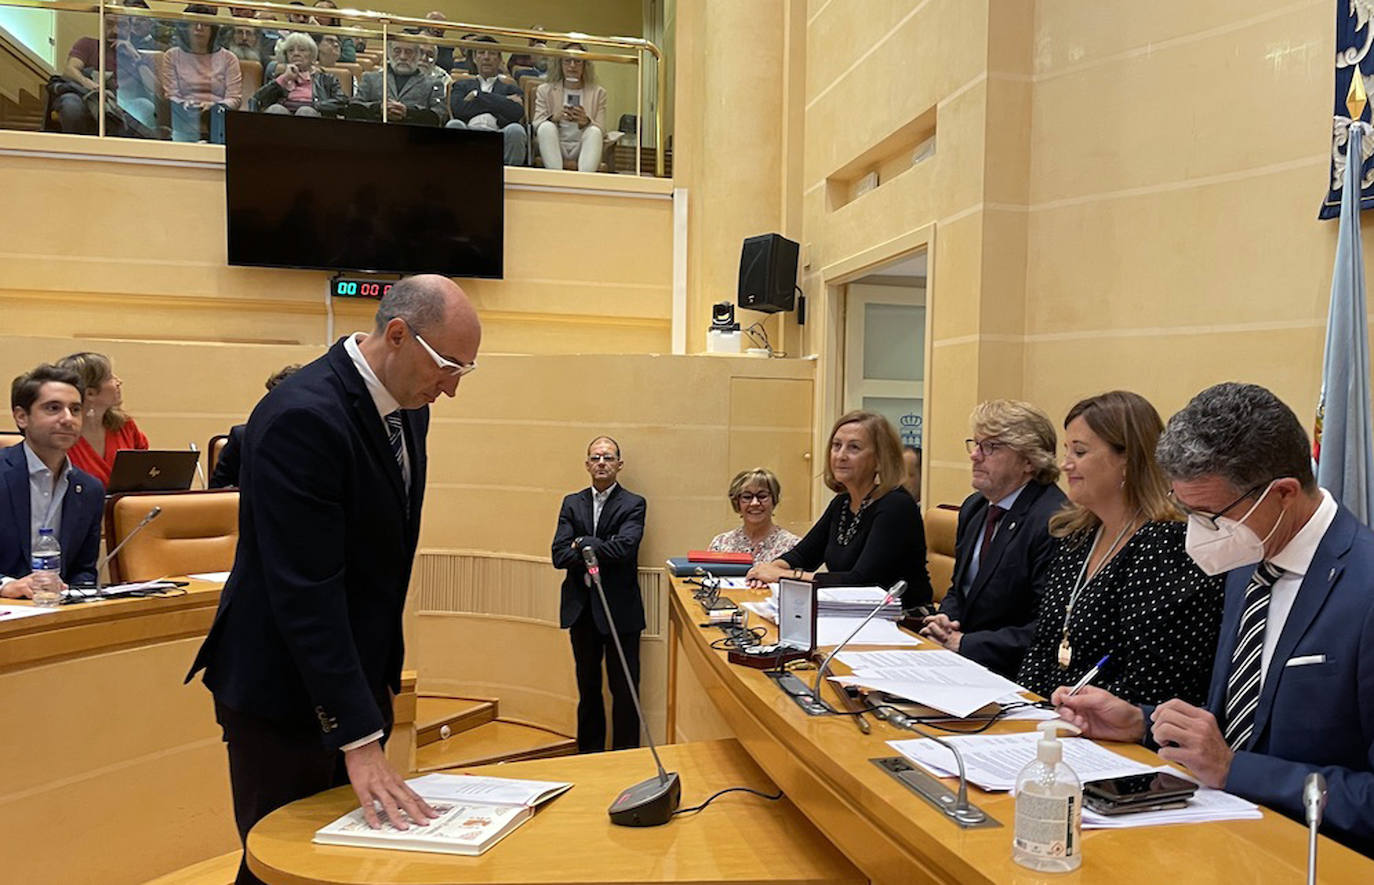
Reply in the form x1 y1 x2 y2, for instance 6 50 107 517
665 577 1374 884
248 738 863 885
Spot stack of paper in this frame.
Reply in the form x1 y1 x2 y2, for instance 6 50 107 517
832 649 1026 718
740 600 923 648
1081 767 1262 829
816 586 903 620
887 732 1155 791
0 604 60 621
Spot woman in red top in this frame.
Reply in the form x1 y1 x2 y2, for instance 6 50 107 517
57 352 149 486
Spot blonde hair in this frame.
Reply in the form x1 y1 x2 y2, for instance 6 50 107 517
822 410 905 499
57 352 129 432
1049 390 1179 538
547 41 595 86
727 468 782 514
970 399 1060 485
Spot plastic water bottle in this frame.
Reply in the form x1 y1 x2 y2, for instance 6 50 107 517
30 527 63 607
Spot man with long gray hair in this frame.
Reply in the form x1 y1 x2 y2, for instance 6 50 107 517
1055 382 1374 855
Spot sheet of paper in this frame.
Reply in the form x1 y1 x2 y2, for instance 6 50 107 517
830 649 1028 717
887 733 1153 792
0 604 60 621
1082 767 1261 828
816 616 922 647
836 649 932 668
188 571 231 583
406 773 570 806
836 676 1011 718
741 600 776 623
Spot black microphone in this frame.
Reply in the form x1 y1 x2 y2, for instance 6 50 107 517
1304 772 1327 885
582 545 682 826
812 579 908 701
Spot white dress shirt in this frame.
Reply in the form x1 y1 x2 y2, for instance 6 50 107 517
592 482 617 534
964 482 1027 588
1260 488 1338 685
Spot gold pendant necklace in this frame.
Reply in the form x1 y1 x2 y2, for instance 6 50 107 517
1057 513 1139 670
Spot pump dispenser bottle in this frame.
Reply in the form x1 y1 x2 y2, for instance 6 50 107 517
1012 720 1083 872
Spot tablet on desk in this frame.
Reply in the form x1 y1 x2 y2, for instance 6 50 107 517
106 450 200 493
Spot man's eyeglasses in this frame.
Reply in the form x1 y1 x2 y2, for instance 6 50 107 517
965 438 1007 457
735 492 772 504
587 454 619 463
1169 481 1272 531
406 323 477 378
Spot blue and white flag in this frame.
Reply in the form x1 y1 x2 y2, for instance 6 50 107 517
1315 120 1374 525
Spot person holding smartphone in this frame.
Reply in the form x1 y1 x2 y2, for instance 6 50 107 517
532 41 607 172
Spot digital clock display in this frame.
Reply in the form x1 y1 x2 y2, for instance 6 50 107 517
331 277 395 299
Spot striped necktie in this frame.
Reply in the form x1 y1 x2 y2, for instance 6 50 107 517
1222 560 1284 751
384 410 406 491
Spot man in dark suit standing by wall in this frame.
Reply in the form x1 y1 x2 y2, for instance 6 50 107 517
922 400 1065 678
551 436 647 753
1 364 103 597
1056 383 1374 856
187 275 481 884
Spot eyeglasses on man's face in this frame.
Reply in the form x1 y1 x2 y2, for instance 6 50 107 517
735 491 772 504
1169 481 1272 531
406 322 477 378
587 454 620 464
965 438 1007 457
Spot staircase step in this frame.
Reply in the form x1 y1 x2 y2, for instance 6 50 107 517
414 695 498 747
415 719 578 772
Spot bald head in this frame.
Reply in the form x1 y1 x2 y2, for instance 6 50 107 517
363 274 481 409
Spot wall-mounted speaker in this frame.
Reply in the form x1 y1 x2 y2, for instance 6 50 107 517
738 233 799 314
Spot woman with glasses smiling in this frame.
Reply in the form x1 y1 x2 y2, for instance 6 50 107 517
708 468 801 563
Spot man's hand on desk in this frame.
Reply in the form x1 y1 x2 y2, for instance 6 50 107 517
344 740 439 830
1051 684 1146 742
0 575 57 599
918 614 963 651
1150 699 1232 788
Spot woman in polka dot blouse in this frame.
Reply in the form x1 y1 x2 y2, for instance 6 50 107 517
1017 391 1224 706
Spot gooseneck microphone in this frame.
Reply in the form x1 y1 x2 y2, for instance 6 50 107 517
582 546 682 826
1304 772 1327 885
93 506 163 590
189 442 207 488
812 580 908 702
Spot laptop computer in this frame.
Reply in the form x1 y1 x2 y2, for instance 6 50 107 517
106 449 200 494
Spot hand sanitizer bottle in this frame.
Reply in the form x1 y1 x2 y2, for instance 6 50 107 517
1012 720 1082 872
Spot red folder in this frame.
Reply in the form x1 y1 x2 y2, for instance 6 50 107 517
686 550 754 565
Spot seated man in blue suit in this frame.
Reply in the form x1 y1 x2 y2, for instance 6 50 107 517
1 364 103 597
1055 382 1374 856
921 400 1065 678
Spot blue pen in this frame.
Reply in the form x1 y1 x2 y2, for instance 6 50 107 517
1068 655 1110 696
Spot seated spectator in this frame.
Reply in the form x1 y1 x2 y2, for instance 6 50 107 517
226 25 262 63
423 12 456 72
1 365 103 599
1055 383 1374 856
446 35 527 165
285 1 314 28
414 34 452 88
256 10 283 59
746 410 935 610
311 1 355 62
54 352 149 487
351 39 446 126
533 43 607 172
216 6 256 51
508 31 548 79
253 32 344 116
316 32 343 71
54 2 156 136
901 443 921 506
209 364 301 489
161 4 242 143
920 400 1066 679
708 468 800 563
1016 391 1224 706
123 0 171 51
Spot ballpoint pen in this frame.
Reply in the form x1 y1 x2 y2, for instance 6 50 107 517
1068 654 1110 696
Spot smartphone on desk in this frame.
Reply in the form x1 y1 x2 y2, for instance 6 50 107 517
1083 771 1197 815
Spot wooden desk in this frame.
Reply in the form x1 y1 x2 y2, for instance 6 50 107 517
247 738 864 885
665 577 1374 884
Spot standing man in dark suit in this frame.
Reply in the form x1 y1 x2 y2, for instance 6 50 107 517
187 275 481 884
1 364 103 596
1056 383 1374 856
922 400 1065 678
551 436 647 753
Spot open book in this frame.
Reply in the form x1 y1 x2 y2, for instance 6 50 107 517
313 773 572 857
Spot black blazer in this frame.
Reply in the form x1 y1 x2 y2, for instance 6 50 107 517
0 444 103 585
187 339 428 749
938 482 1065 678
551 484 646 634
207 423 245 489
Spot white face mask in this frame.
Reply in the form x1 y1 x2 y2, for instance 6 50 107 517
1183 482 1283 576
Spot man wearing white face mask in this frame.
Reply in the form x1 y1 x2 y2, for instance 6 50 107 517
1053 382 1374 856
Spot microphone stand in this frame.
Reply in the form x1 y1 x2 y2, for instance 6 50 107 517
1305 772 1327 885
67 506 163 601
582 546 682 826
812 579 907 702
889 708 987 825
189 442 207 489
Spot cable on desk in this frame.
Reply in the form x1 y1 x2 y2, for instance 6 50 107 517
673 785 785 816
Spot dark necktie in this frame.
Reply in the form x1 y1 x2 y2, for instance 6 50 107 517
979 505 1006 564
1222 560 1284 751
385 410 406 492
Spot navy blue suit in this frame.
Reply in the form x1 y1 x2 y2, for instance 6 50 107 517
939 482 1065 678
0 444 103 585
1148 504 1374 855
186 339 428 882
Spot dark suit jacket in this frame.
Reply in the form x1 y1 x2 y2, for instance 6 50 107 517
0 444 103 585
208 423 245 489
1144 503 1374 855
551 485 646 635
939 482 1065 677
187 339 428 749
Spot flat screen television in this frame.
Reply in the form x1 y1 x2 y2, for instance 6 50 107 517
225 114 504 278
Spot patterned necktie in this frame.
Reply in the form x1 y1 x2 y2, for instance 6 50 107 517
1222 560 1284 751
385 410 406 493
